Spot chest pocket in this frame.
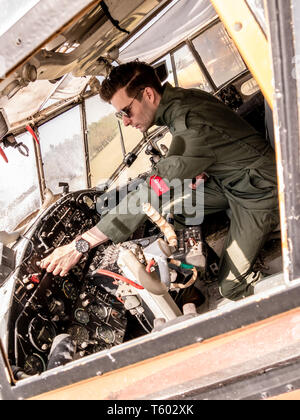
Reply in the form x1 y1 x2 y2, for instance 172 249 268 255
172 113 188 132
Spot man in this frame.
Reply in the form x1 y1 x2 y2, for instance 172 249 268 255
40 61 279 301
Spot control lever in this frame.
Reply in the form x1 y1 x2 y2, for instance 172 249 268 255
143 238 172 288
59 182 69 194
2 134 29 157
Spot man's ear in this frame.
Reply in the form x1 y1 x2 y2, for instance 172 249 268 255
144 87 156 104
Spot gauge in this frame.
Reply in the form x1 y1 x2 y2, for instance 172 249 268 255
89 304 108 320
63 280 77 300
24 354 46 376
96 324 115 344
68 325 89 346
74 308 90 324
82 195 95 209
48 298 65 316
28 316 56 352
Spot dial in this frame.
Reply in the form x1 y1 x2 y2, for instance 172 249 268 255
82 195 95 209
63 280 77 300
75 238 90 253
24 354 46 376
68 325 89 346
89 304 108 320
74 308 90 324
96 324 115 344
48 298 65 316
28 316 56 352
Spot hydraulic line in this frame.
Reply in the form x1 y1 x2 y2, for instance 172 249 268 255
96 268 144 290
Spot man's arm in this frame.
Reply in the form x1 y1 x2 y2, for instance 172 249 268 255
154 154 215 181
40 226 109 276
39 180 153 276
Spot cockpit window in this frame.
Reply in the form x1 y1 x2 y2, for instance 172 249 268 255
0 132 40 232
153 54 175 86
173 44 212 91
192 22 246 87
38 106 87 194
85 95 121 188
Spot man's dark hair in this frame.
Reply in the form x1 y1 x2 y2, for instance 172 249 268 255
100 61 164 103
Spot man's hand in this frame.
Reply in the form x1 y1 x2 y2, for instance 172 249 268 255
39 227 109 277
40 241 82 277
189 173 208 190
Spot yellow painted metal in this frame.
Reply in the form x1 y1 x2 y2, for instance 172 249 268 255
210 0 274 109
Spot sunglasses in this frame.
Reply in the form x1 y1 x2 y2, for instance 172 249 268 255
115 89 144 120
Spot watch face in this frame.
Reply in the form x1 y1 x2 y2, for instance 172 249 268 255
75 238 90 254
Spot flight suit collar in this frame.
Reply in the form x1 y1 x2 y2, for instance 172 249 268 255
153 82 177 127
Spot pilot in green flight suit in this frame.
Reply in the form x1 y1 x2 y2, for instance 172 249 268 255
41 62 279 302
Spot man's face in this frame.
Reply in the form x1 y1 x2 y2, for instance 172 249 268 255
111 86 159 133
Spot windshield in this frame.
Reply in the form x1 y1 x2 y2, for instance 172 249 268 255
38 106 87 194
86 95 143 188
0 132 40 231
191 22 246 87
85 95 120 187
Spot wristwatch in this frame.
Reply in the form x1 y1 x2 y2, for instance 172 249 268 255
74 236 90 254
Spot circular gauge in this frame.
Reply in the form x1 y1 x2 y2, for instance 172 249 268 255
96 324 115 344
82 195 95 209
48 298 65 316
28 316 56 353
24 354 46 376
63 281 77 300
67 325 89 346
74 308 90 324
89 304 108 320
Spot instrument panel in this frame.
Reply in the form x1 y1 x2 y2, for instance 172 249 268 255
9 189 129 375
8 183 213 377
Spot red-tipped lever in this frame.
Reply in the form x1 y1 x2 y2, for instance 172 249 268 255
0 146 8 163
26 125 39 145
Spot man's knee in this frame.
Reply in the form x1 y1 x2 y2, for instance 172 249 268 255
219 278 254 301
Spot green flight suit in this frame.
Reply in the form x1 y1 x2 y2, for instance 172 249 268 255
96 83 279 301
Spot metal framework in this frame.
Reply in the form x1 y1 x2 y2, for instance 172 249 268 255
265 0 300 283
0 0 100 78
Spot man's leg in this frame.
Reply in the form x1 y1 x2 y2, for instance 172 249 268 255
218 203 279 301
171 176 229 227
174 176 279 301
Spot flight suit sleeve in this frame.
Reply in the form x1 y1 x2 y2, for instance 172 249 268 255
95 181 154 243
154 154 215 181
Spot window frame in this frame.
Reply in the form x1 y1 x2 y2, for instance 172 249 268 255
151 18 249 92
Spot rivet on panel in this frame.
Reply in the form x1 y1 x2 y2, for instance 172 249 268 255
234 22 243 32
